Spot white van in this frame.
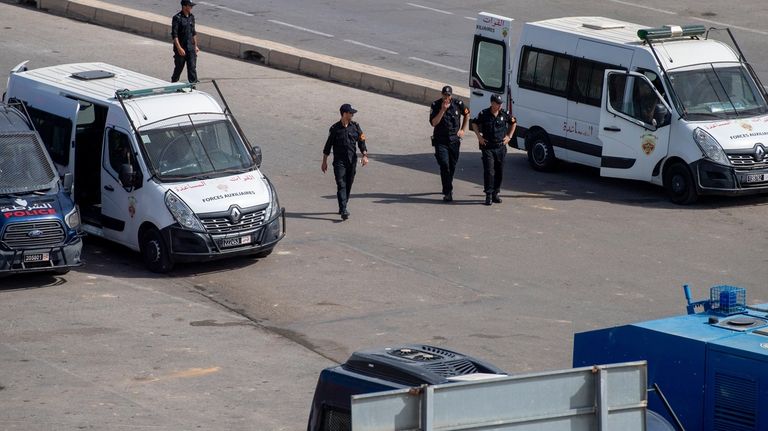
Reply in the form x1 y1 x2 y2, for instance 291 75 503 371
4 62 284 272
470 13 768 204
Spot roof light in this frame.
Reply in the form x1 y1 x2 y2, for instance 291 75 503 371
115 83 193 99
637 24 706 41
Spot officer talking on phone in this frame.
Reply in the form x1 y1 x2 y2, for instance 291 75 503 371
430 85 469 202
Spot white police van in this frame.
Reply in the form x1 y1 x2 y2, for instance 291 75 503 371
470 13 768 203
5 62 284 272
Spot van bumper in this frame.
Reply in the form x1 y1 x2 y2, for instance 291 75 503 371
695 159 768 196
163 208 286 263
0 237 83 275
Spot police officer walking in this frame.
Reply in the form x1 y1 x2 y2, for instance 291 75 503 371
321 104 369 221
471 94 516 206
171 0 199 83
430 85 469 202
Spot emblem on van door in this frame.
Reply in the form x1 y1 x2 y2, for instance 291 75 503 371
14 199 28 207
229 206 242 224
28 229 44 238
754 144 765 162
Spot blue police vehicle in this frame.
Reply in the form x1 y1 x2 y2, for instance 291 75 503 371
0 101 82 275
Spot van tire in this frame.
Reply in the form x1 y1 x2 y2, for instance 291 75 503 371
140 228 174 273
527 132 556 171
664 163 698 205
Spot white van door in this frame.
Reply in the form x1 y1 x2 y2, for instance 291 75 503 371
27 97 79 176
599 70 672 182
101 126 139 246
469 12 513 117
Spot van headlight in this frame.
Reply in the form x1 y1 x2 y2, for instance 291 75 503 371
693 128 729 166
65 205 81 230
165 191 205 231
264 178 280 220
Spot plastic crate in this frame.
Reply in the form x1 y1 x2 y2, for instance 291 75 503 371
710 285 746 315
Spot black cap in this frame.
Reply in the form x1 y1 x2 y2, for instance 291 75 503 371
490 94 503 104
340 103 357 114
181 0 196 6
441 85 453 96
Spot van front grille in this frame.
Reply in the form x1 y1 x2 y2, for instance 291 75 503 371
2 220 65 249
727 153 768 169
200 209 266 234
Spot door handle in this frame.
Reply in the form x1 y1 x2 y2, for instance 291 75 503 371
104 185 114 192
472 91 484 96
603 126 621 132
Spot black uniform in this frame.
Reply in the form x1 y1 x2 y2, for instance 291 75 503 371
171 11 197 83
473 108 515 197
430 98 468 196
323 121 367 213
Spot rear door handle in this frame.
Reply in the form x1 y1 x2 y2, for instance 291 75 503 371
603 126 621 132
104 185 114 192
472 91 484 96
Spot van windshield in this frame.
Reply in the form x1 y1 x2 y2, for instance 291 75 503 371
0 132 59 195
138 115 255 181
668 64 768 120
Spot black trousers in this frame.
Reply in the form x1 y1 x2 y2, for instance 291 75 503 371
171 52 197 83
481 145 506 195
333 159 357 212
434 139 460 195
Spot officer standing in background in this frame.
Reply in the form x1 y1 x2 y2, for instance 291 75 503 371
430 85 469 202
171 0 199 83
322 104 369 221
471 94 516 206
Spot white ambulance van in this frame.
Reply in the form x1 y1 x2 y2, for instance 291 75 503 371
470 13 768 204
5 62 285 272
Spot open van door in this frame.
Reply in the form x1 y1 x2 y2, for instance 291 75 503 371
23 96 79 178
469 12 513 118
599 70 672 182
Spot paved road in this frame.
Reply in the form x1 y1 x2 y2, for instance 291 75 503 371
95 0 768 87
3 2 768 429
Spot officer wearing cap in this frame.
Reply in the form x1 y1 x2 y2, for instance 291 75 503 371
171 0 200 83
322 104 369 220
430 85 469 202
471 94 516 206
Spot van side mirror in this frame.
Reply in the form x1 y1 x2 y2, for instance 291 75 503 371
62 172 74 193
251 144 262 168
119 163 136 188
654 104 671 128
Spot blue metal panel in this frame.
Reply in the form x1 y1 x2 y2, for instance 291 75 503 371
705 347 766 430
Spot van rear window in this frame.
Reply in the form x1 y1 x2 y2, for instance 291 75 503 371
26 107 72 166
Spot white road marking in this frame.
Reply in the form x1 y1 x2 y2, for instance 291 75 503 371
196 1 254 17
407 2 453 15
689 17 768 36
268 20 334 38
607 0 677 15
344 39 399 55
409 56 467 73
464 16 476 21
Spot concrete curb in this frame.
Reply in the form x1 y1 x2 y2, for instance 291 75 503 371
32 0 468 105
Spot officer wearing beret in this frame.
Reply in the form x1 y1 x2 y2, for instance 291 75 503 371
471 94 516 206
171 0 200 83
322 104 369 220
430 85 469 202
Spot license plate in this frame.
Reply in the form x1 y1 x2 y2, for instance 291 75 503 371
746 173 767 183
220 235 252 248
24 253 50 262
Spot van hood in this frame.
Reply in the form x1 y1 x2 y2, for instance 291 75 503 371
168 172 269 214
700 115 768 151
0 195 64 223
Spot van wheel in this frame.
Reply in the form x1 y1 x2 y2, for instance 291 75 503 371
527 132 556 171
664 163 698 205
140 228 174 273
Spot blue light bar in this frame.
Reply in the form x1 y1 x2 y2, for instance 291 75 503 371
115 83 193 99
637 24 706 41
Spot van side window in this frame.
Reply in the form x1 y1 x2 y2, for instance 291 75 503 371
471 38 506 92
570 60 612 107
518 47 571 97
607 74 661 126
637 68 667 101
25 106 71 166
106 129 133 174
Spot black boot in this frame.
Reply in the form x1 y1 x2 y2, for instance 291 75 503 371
484 194 492 206
341 209 350 220
443 192 453 202
492 193 502 203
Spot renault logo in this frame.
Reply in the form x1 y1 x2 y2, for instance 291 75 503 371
755 144 766 162
229 206 242 224
28 229 44 238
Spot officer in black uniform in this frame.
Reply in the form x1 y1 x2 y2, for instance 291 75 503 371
430 85 469 202
171 0 199 83
471 94 516 206
322 104 369 220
